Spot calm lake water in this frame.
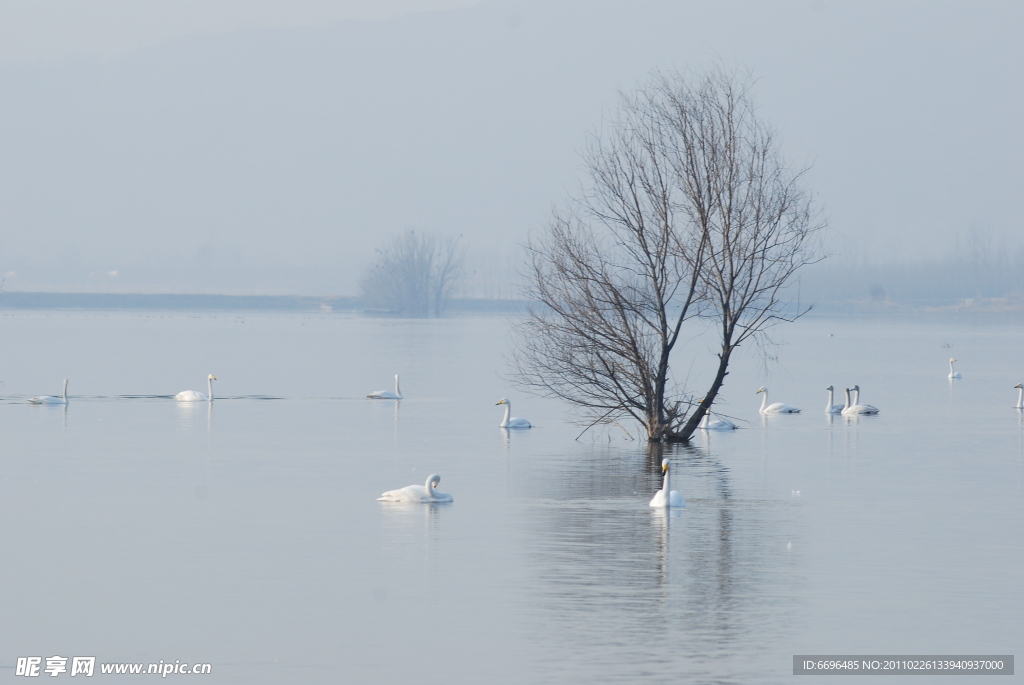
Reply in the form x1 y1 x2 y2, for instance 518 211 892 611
1 310 1021 684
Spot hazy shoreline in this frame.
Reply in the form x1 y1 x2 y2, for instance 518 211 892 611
2 291 1022 323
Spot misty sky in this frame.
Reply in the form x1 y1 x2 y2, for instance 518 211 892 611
0 0 1021 295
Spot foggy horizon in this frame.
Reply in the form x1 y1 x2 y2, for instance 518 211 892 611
1 0 1022 299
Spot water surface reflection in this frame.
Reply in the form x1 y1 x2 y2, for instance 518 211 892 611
518 443 802 682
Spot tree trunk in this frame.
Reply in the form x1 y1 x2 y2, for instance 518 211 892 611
668 342 734 442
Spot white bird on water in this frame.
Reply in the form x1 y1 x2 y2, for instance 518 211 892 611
841 387 879 415
367 374 402 399
948 358 962 379
756 387 801 414
377 474 453 503
699 412 739 430
825 386 844 414
29 379 68 405
649 458 685 508
1014 383 1023 409
176 375 216 402
496 398 531 428
851 385 875 411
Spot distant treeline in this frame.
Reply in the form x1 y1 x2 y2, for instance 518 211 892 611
799 249 1024 307
0 292 528 313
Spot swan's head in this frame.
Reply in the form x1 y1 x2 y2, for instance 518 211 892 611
852 384 861 391
496 398 509 405
208 374 217 380
826 385 834 391
1015 383 1023 389
661 458 670 473
949 358 957 363
756 387 766 394
426 474 442 489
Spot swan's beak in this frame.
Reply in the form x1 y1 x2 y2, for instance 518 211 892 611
211 375 217 380
662 463 668 473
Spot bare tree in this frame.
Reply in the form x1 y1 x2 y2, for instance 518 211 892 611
360 231 465 316
514 69 824 442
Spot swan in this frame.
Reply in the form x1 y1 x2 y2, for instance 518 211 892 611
756 387 801 414
841 387 879 415
699 412 738 430
175 375 216 402
825 386 843 414
852 385 875 410
367 374 402 399
1014 383 1023 409
377 474 452 503
948 358 962 379
649 458 685 508
496 398 531 428
29 379 68 405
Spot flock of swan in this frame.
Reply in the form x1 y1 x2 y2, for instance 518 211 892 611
376 457 687 507
364 376 531 502
25 358 1024 509
699 383 880 430
27 376 221 404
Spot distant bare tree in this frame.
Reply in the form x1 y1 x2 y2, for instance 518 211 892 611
360 231 464 316
514 69 824 442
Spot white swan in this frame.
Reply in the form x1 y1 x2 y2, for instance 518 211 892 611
948 358 962 379
841 387 879 415
649 458 685 508
852 385 875 410
1014 383 1023 409
496 398 531 428
29 379 68 405
825 386 843 414
377 474 453 503
367 374 402 399
175 375 216 402
756 387 801 414
699 412 738 430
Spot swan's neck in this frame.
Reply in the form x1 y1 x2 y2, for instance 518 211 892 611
394 376 401 398
853 387 860 405
826 387 834 410
699 413 708 428
949 360 955 373
759 391 768 412
1017 387 1023 409
207 377 214 402
501 403 511 427
843 388 852 411
62 379 68 402
661 465 671 504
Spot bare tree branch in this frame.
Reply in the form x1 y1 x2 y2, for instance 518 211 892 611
513 68 825 442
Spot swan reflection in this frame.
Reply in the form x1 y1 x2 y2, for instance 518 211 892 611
519 440 802 669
